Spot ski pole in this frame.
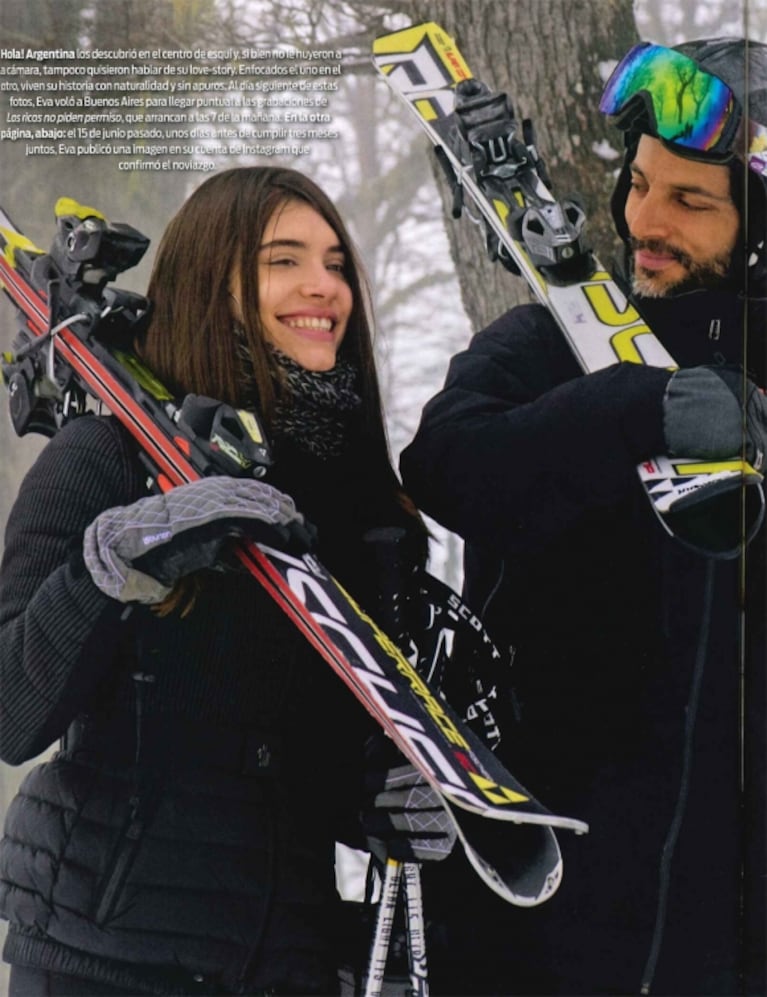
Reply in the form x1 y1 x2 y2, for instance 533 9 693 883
402 862 429 996
364 858 403 997
363 859 430 997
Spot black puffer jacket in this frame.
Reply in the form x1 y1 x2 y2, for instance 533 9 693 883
0 414 415 995
401 289 766 995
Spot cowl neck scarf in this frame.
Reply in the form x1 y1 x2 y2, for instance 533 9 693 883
233 324 362 458
269 347 362 459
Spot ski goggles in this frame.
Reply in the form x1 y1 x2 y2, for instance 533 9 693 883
599 42 741 161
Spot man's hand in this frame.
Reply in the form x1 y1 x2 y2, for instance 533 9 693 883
663 365 767 469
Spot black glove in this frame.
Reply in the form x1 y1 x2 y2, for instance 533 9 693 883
663 365 767 469
360 734 456 864
83 476 313 604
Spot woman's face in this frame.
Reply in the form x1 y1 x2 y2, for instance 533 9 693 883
230 199 353 371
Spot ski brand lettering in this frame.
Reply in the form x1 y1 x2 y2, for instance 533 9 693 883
447 592 485 634
262 547 469 772
375 28 467 120
442 45 470 82
580 276 659 364
263 544 528 808
580 270 637 325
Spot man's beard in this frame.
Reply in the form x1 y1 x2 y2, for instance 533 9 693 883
630 237 732 298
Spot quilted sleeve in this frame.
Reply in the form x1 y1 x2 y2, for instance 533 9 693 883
0 417 146 763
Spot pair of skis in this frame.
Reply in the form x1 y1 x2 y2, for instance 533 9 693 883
372 21 764 559
0 196 587 932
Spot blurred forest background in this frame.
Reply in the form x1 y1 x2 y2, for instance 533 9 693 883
1 0 766 986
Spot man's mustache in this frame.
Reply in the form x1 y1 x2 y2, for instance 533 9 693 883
629 237 692 269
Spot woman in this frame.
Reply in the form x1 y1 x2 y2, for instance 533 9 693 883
0 167 429 995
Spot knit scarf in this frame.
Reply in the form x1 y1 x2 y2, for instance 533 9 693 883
234 324 362 459
270 347 361 459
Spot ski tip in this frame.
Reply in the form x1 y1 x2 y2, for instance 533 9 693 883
373 22 473 86
459 821 563 907
442 785 589 834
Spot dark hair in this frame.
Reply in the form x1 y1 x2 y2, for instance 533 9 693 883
141 167 427 570
142 167 380 428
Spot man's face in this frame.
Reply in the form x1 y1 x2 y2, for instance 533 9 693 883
624 134 740 297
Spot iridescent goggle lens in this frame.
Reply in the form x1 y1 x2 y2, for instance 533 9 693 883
599 42 739 157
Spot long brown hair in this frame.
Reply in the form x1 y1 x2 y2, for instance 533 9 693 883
140 167 426 591
142 168 384 444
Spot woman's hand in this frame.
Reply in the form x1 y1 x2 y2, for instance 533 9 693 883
83 476 314 603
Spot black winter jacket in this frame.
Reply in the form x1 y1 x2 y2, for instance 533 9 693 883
0 414 415 995
400 289 766 996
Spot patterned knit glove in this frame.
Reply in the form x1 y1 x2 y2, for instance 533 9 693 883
83 477 312 604
361 734 456 863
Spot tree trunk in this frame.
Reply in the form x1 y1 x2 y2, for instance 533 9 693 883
399 0 638 331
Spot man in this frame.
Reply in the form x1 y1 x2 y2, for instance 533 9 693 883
401 38 767 995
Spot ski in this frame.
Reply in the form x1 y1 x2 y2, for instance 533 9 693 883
0 199 586 907
372 22 764 553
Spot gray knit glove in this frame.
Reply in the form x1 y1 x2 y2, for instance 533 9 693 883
83 477 311 604
361 735 456 863
663 366 767 469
